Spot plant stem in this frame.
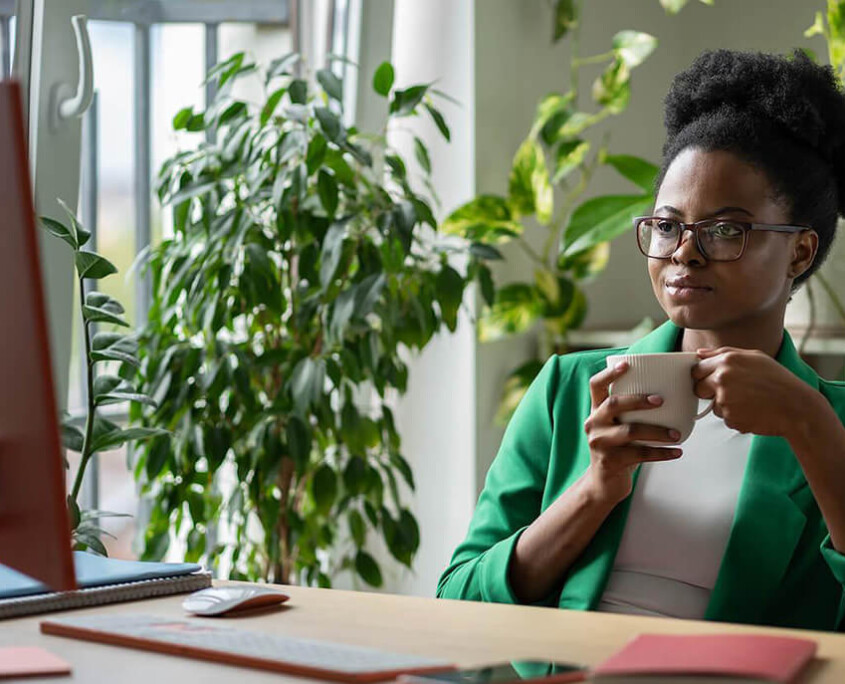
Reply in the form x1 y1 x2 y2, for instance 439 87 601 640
70 277 97 503
572 50 614 67
569 0 582 94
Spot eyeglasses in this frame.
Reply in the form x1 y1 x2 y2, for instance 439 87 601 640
633 216 810 262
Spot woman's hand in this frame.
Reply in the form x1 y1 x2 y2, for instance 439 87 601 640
692 347 817 439
582 361 684 507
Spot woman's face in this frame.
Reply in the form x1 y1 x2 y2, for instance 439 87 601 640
649 147 813 333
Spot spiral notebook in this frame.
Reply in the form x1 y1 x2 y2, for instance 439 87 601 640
0 552 211 620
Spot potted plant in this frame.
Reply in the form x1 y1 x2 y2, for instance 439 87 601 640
130 53 492 586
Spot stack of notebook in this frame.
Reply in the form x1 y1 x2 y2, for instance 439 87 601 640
0 552 211 619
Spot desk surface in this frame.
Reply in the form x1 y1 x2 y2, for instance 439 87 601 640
2 583 844 683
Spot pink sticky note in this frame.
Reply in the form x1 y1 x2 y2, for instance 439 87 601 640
0 647 72 678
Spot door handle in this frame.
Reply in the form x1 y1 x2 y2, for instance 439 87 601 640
51 14 93 130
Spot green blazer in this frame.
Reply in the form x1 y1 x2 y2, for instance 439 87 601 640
437 321 845 632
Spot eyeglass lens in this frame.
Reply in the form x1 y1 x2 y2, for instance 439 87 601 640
638 218 746 260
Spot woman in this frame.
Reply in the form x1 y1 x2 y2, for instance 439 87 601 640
437 49 845 632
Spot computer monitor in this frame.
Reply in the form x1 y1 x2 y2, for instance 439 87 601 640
0 80 76 591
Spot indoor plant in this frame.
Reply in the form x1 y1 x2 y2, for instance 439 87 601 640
41 202 166 555
130 54 490 586
443 0 713 424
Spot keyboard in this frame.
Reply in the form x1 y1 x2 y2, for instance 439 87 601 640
40 614 455 682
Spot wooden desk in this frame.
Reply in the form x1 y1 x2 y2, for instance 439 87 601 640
2 584 844 683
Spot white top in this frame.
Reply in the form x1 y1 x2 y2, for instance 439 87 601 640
596 401 753 619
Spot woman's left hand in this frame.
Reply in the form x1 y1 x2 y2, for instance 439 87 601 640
692 347 819 438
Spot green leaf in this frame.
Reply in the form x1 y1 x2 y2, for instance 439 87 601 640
604 154 658 192
343 456 368 496
479 283 544 342
186 114 205 132
495 359 545 425
592 57 630 114
90 426 168 453
553 0 577 42
562 194 652 256
286 415 312 470
90 333 139 367
469 243 504 261
290 357 326 413
806 11 826 39
317 170 339 217
478 264 495 307
57 199 91 246
75 252 117 280
424 103 451 141
441 195 523 243
311 464 337 516
612 31 657 68
317 68 344 102
508 138 553 224
389 84 428 116
660 0 688 13
144 437 171 480
41 217 77 250
348 509 366 547
558 241 611 280
320 222 347 288
266 53 300 82
93 374 123 397
315 106 341 142
86 291 124 314
82 305 129 328
289 79 308 104
436 265 465 332
172 106 193 130
373 61 395 96
354 550 383 587
260 87 286 126
62 423 85 453
553 139 590 184
67 496 81 530
414 137 431 174
531 92 574 143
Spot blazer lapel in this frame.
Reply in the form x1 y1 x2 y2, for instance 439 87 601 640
558 320 682 610
705 331 819 624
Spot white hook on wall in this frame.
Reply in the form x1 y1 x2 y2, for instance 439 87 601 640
50 15 93 131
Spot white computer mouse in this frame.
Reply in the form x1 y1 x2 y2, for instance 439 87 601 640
182 585 290 617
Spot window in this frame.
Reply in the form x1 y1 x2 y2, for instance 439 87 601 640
23 0 357 558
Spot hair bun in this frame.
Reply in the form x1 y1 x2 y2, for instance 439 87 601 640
665 49 845 217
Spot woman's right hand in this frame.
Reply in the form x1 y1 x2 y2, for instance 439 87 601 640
582 360 683 507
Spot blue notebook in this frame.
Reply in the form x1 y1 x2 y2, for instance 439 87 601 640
0 552 211 619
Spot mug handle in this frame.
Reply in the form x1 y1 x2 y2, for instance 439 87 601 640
695 399 714 419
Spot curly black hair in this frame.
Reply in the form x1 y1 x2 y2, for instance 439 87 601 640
657 49 845 285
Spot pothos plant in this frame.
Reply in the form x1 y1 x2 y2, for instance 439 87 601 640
443 0 713 425
41 202 167 555
802 0 845 345
130 53 489 587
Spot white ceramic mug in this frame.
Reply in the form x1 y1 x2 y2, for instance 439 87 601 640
606 352 713 445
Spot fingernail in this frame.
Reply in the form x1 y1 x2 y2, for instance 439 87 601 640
672 449 683 457
669 429 681 441
647 394 663 405
615 361 628 370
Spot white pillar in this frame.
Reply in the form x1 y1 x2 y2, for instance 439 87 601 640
389 0 477 597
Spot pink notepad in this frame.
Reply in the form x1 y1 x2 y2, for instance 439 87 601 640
0 647 71 679
591 633 816 683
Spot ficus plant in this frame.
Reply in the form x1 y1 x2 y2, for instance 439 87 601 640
444 0 713 425
41 202 167 555
130 53 490 587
